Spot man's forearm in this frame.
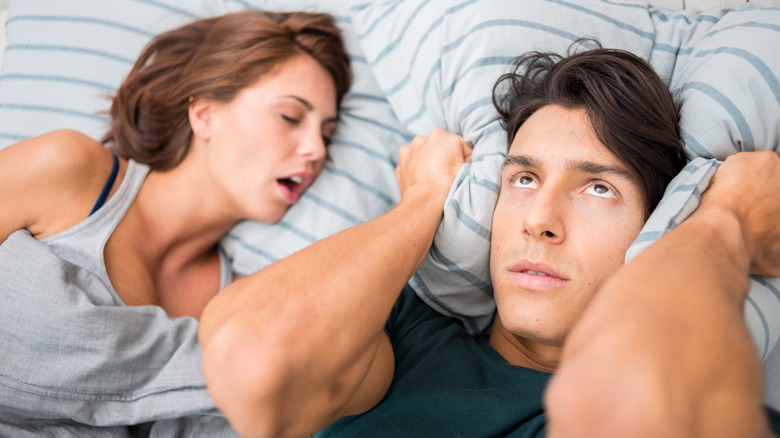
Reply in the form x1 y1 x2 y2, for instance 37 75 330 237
198 189 444 437
546 206 767 437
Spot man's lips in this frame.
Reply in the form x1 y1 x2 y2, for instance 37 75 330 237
506 261 568 291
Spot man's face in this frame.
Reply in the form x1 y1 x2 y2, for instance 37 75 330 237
489 105 646 347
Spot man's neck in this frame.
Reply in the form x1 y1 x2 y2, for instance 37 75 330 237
488 315 561 373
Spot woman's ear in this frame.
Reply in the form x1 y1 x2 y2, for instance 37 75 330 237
189 98 214 140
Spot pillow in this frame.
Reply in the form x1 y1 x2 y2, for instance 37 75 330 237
350 0 780 362
0 5 6 69
351 0 675 334
636 5 780 362
0 0 409 275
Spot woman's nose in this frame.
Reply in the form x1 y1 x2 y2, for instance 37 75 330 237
298 128 327 161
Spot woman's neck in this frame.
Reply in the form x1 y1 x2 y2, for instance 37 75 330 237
131 163 240 267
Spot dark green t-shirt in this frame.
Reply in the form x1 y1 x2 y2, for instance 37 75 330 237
316 286 550 437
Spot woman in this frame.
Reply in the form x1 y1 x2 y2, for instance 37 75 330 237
0 10 350 435
0 11 351 318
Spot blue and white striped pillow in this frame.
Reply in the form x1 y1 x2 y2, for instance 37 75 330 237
350 0 780 361
0 0 409 275
638 6 780 363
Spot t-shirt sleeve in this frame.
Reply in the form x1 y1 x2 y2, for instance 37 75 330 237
385 284 447 346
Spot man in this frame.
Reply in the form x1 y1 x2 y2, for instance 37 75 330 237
198 47 780 437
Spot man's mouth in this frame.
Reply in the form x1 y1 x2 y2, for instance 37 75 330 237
523 270 550 277
507 262 568 290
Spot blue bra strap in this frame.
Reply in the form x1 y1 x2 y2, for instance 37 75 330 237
89 151 119 216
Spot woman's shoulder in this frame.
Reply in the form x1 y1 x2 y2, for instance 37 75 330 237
2 129 110 172
0 130 122 239
3 130 116 196
25 129 109 166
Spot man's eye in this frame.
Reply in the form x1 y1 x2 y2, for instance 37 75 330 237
585 183 616 198
511 174 537 189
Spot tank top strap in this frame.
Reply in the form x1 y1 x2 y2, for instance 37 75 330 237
88 159 150 233
89 151 120 216
40 159 150 292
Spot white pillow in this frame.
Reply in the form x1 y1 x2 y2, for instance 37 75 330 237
0 0 408 275
350 0 780 363
351 0 674 334
638 5 780 362
0 6 7 70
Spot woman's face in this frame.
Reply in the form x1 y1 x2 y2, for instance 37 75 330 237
194 54 339 224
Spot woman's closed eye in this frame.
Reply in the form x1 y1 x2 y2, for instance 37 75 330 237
281 114 300 124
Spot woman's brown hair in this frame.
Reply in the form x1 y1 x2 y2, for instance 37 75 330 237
103 11 352 170
493 40 686 218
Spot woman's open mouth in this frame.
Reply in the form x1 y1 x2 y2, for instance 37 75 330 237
277 174 309 204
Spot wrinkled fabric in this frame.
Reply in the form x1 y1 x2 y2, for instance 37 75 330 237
0 230 236 436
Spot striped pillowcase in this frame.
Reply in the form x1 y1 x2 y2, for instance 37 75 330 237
350 0 780 361
0 0 409 275
639 6 780 362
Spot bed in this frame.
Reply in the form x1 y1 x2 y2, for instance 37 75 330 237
1 0 779 425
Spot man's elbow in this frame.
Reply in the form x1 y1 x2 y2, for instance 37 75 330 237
201 322 290 438
544 359 679 438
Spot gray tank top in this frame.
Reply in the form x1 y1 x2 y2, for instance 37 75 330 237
41 159 233 301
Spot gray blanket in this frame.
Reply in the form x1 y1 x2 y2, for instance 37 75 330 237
0 230 236 437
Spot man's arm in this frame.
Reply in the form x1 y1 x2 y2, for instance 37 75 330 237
546 150 780 438
198 130 471 438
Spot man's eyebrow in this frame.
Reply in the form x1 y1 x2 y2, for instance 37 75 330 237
569 160 633 179
504 154 635 180
503 154 540 169
279 95 339 124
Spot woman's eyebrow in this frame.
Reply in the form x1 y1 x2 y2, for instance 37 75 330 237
279 95 312 110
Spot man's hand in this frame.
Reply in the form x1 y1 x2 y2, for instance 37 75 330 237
701 150 780 278
395 129 472 206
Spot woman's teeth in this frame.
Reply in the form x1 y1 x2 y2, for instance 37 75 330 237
290 175 303 184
